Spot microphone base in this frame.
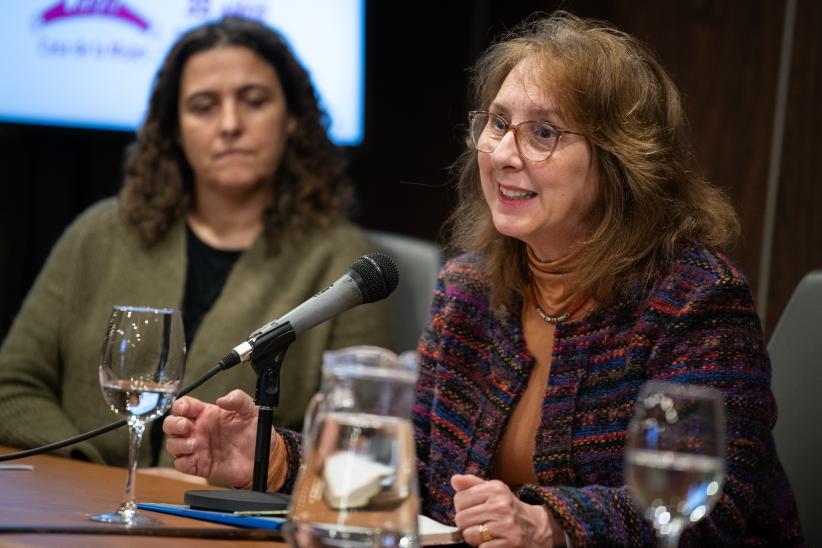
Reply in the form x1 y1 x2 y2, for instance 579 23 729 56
184 489 291 513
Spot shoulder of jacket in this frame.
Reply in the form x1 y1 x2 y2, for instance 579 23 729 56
433 252 494 316
279 220 369 256
666 243 749 290
62 197 126 241
440 252 485 284
642 243 752 317
322 220 371 248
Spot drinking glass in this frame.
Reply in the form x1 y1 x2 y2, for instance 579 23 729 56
90 306 186 526
624 380 726 547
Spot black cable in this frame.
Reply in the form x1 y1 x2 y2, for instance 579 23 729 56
0 418 129 462
0 351 241 462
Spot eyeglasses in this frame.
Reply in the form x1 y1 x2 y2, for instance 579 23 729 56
467 110 584 162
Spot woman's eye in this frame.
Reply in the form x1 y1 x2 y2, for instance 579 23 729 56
533 124 558 141
187 98 215 114
241 91 271 109
490 116 508 132
244 97 267 108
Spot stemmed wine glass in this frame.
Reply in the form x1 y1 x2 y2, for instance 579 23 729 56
90 306 186 526
624 380 726 547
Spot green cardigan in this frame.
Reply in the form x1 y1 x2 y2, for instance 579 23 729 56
0 199 393 467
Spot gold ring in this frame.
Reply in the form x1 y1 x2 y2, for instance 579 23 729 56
478 522 493 543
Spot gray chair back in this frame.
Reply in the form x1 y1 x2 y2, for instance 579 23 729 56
366 230 442 352
768 270 822 546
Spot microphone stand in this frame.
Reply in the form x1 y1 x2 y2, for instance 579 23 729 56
184 323 297 512
249 323 295 492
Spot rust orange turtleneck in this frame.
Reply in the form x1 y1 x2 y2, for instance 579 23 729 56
490 246 593 486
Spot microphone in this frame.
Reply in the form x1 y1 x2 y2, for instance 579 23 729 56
223 253 399 368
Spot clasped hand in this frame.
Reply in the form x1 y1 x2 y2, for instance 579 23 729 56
452 474 555 547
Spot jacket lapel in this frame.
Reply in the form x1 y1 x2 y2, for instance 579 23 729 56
465 302 535 477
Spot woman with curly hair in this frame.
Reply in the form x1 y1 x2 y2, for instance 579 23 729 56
164 12 802 546
0 16 392 468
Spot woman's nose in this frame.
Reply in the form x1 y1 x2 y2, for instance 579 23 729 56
219 101 242 135
490 129 523 169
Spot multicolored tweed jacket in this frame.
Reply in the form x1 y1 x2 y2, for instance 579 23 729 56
411 245 803 546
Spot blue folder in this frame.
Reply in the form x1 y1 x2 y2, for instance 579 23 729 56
137 502 285 530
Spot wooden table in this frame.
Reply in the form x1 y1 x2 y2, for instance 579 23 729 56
0 446 287 547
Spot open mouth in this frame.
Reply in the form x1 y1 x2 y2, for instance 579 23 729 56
499 186 537 200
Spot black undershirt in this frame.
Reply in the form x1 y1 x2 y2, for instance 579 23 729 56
181 225 243 348
150 225 243 465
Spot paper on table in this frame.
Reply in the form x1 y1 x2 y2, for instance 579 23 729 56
0 464 34 471
418 515 462 545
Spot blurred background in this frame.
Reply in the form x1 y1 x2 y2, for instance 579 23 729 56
1 0 820 340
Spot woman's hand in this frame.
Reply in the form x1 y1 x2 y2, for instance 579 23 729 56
163 389 283 489
451 474 556 547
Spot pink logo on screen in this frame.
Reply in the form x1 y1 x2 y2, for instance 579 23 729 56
39 0 150 31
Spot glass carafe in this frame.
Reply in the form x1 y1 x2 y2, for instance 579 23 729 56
283 346 420 548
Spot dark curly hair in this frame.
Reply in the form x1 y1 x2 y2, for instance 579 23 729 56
119 16 352 253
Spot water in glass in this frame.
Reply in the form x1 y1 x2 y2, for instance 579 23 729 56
624 381 725 547
90 305 185 526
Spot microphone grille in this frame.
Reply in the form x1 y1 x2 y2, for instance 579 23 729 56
351 253 400 303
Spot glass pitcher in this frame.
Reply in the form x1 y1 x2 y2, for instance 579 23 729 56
283 346 420 548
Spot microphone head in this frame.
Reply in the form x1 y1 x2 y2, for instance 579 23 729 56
351 253 400 303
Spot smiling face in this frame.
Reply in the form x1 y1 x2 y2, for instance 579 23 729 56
178 46 297 197
478 56 599 261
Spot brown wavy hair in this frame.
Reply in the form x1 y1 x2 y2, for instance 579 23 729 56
447 11 740 310
119 16 352 253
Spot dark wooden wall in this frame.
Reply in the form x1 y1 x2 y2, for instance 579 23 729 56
576 0 822 334
2 0 820 338
768 0 822 331
600 0 785 319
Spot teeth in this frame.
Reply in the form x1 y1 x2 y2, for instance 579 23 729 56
500 187 534 199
